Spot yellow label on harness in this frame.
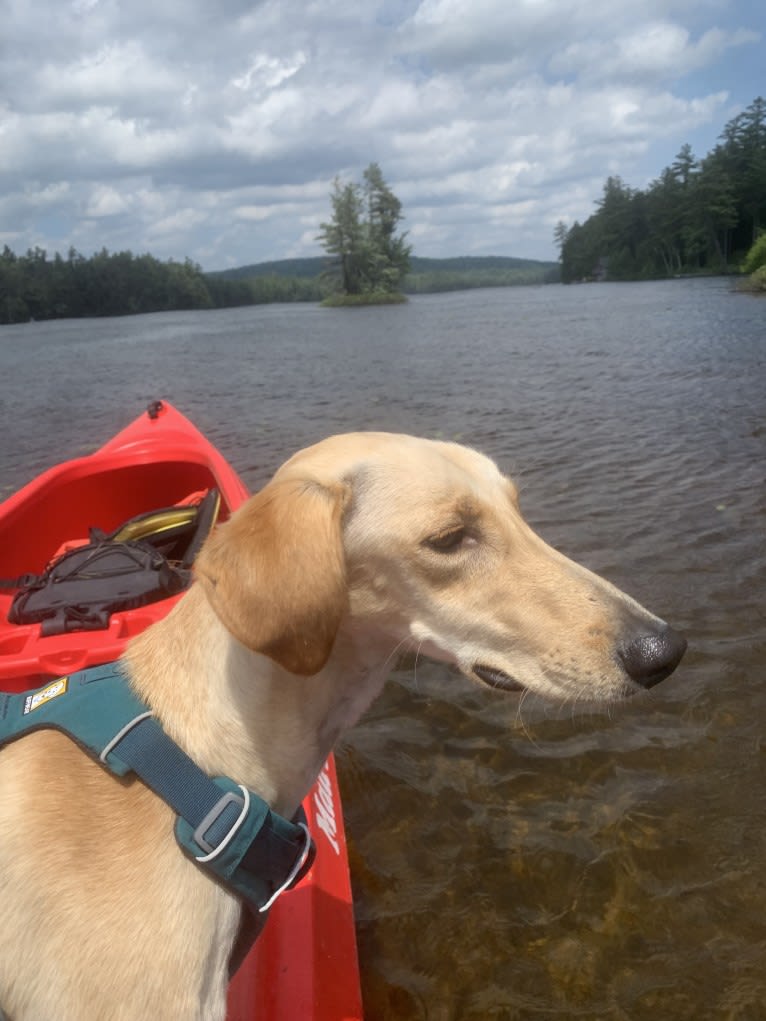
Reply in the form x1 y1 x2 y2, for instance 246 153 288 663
23 677 68 715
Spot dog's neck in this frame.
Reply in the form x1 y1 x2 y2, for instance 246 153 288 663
124 584 391 819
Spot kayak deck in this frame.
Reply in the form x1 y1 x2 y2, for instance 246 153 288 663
0 402 362 1021
0 403 246 683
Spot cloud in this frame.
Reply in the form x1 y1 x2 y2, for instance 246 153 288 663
550 20 760 83
0 0 761 267
232 51 308 92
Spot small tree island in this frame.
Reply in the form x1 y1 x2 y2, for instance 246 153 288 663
317 163 411 306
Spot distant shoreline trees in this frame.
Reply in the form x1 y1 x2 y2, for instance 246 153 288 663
0 246 325 324
317 163 411 304
0 247 556 325
0 247 216 324
556 97 766 283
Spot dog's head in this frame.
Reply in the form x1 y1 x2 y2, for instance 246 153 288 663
195 433 685 700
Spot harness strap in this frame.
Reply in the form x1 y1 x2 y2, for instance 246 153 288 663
108 713 315 910
0 665 315 919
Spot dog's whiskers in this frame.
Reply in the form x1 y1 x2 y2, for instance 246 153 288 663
514 688 540 748
381 635 415 674
411 641 426 696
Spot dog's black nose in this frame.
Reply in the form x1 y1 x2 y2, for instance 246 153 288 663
618 625 687 688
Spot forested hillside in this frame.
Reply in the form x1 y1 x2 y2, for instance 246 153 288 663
213 254 558 294
1 249 557 324
0 247 215 324
557 97 766 282
405 255 558 291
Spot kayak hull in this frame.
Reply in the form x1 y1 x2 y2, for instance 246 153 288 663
0 401 362 1021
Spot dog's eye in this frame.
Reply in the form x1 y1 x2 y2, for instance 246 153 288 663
424 527 467 553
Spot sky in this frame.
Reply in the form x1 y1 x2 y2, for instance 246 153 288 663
1 0 763 270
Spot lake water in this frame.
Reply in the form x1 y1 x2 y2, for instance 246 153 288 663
1 280 764 1019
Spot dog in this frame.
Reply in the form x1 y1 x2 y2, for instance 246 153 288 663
0 432 685 1020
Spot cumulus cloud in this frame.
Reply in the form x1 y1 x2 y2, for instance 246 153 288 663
0 0 760 267
550 20 760 82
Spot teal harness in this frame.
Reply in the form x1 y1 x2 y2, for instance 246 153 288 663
0 664 315 925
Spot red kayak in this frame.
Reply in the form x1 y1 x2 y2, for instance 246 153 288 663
0 401 363 1021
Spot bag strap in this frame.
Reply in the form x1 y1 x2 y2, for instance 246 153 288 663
0 574 39 591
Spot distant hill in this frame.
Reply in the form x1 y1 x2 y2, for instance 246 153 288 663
405 255 559 291
211 253 560 293
410 255 555 274
212 254 557 280
210 257 324 280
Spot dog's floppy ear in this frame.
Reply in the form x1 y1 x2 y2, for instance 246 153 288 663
195 477 350 675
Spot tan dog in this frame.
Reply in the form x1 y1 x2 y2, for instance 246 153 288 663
0 433 685 1020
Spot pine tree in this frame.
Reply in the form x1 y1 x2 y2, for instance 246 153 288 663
316 177 367 295
318 164 410 297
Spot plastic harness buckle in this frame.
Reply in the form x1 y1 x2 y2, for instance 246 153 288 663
194 788 250 858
